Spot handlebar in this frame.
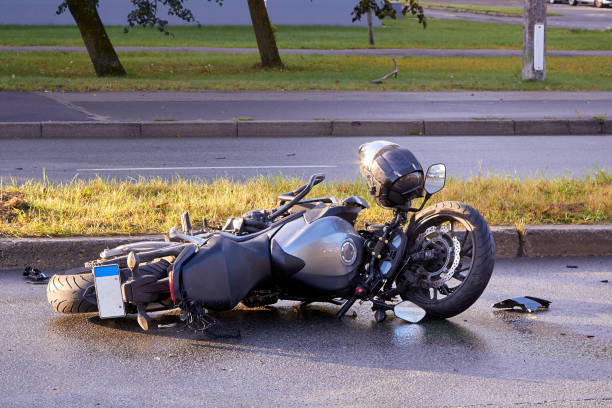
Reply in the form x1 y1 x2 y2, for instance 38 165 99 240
269 174 325 221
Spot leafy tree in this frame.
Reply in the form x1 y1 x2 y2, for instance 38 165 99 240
351 0 426 27
57 0 426 76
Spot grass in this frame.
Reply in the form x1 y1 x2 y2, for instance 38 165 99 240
1 51 611 91
1 171 610 237
420 2 561 17
0 20 610 50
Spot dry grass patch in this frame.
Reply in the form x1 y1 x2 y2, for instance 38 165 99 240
0 191 29 222
0 171 610 237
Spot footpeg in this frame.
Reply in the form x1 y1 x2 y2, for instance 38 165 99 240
126 251 153 331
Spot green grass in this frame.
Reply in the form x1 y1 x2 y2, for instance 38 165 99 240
1 171 610 237
1 51 611 91
0 20 610 50
421 2 561 17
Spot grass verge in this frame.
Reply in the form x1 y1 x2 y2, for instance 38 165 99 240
1 171 610 237
1 52 612 91
0 20 609 50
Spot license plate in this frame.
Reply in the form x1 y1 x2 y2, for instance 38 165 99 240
93 264 126 319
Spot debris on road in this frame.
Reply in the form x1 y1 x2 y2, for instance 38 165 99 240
492 296 551 313
371 58 398 84
22 266 49 284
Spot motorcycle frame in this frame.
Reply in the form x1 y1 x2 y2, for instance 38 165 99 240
89 173 439 324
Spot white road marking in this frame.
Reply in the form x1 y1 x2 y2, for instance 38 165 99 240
77 165 338 171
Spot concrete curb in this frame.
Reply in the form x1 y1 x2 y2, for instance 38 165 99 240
1 119 611 139
0 235 163 270
1 225 610 270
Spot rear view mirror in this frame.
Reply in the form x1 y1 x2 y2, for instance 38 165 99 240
424 164 446 195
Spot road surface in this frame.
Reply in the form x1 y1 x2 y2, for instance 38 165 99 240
1 256 611 407
0 135 610 183
425 4 612 30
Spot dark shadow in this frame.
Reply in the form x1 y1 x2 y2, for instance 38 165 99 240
48 301 489 374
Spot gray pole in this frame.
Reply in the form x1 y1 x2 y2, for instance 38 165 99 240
522 0 547 81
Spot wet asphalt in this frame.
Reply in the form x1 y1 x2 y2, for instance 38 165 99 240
0 256 611 407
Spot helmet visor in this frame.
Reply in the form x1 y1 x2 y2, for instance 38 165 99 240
358 140 399 174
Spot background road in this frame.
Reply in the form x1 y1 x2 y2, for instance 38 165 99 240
0 135 610 183
426 4 612 30
1 256 611 407
3 91 612 122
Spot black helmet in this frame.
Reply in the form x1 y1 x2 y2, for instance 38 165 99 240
359 140 424 210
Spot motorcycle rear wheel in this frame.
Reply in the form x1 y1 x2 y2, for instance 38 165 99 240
400 201 495 318
46 259 172 314
47 270 98 314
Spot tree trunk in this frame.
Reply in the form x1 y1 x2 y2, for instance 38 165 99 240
247 0 283 68
367 10 375 46
66 0 126 77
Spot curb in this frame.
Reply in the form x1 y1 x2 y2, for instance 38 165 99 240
1 226 610 270
1 119 610 139
0 235 162 270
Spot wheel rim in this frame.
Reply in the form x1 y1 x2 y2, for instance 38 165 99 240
403 215 476 304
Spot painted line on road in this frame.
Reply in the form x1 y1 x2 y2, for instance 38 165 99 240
77 165 338 171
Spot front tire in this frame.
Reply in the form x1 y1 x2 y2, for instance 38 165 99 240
400 201 495 319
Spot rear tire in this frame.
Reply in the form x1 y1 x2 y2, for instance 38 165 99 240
46 258 173 314
47 272 98 314
400 201 495 319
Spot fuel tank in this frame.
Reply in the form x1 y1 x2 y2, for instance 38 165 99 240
271 215 364 293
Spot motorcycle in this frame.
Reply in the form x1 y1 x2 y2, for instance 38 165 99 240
47 140 495 333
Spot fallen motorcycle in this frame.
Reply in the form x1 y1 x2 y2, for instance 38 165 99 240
47 140 495 332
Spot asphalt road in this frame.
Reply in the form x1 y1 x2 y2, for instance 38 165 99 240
0 135 610 183
425 4 612 30
1 256 611 407
4 91 612 122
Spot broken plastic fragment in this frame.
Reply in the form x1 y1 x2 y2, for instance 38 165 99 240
492 296 551 313
394 301 426 323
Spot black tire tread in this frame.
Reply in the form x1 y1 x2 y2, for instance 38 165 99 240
47 272 98 314
46 259 172 315
404 201 495 319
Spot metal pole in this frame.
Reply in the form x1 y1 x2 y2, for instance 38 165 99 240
522 0 547 81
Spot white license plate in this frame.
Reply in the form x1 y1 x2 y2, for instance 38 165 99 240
93 265 126 319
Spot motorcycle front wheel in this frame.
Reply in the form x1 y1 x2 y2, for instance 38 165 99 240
399 201 495 318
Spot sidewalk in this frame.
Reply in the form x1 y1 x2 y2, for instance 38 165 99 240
3 91 612 122
2 46 612 57
2 90 611 137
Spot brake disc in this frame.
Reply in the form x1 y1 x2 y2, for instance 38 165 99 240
415 225 461 288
